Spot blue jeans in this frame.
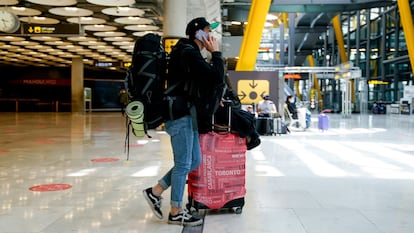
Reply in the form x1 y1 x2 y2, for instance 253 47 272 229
159 115 201 208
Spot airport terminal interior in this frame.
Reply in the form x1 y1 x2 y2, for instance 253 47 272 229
0 0 414 232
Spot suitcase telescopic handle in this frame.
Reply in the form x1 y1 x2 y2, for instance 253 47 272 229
211 99 232 133
223 100 232 132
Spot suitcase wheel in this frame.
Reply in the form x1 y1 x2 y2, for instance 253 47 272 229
232 207 243 214
186 203 198 214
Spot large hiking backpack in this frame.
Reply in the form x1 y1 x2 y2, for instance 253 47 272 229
124 33 167 138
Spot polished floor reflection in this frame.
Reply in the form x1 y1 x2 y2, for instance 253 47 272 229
0 112 414 233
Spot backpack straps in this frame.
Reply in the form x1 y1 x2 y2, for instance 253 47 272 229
124 117 131 160
163 80 187 121
135 51 164 95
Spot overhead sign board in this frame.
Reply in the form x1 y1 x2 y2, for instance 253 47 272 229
21 24 80 35
94 61 119 68
368 80 389 85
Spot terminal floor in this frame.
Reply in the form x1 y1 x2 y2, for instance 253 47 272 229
0 112 414 233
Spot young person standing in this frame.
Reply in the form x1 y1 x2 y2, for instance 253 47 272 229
142 17 225 226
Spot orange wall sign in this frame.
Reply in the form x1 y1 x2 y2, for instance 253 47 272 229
284 74 301 79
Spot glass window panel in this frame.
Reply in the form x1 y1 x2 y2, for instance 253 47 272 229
370 8 380 20
398 31 407 51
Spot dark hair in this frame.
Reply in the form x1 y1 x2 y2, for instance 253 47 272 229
286 95 293 103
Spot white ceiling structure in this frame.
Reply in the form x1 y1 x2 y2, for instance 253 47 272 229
0 0 221 71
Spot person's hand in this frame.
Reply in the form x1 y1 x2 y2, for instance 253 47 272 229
219 99 224 107
203 34 219 53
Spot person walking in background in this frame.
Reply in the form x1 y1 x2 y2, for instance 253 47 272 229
118 88 129 116
142 17 224 226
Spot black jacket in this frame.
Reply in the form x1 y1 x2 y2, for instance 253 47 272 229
167 38 225 130
167 38 225 99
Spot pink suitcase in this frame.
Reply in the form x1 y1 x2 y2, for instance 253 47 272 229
187 131 247 213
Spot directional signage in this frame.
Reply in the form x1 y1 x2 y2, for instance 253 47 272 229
21 24 80 35
163 37 180 54
237 80 269 104
228 71 279 105
122 62 131 68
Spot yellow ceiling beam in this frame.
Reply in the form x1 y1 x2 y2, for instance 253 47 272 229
397 0 414 74
332 14 348 63
235 0 271 71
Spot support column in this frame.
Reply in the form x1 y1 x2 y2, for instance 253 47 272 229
163 0 187 38
380 12 386 80
287 13 296 90
346 14 351 62
356 11 360 67
394 9 400 101
288 13 296 66
356 11 367 113
280 23 285 66
307 55 323 110
71 56 84 113
365 9 371 80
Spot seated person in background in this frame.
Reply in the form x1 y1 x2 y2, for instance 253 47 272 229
285 95 298 119
257 94 277 117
